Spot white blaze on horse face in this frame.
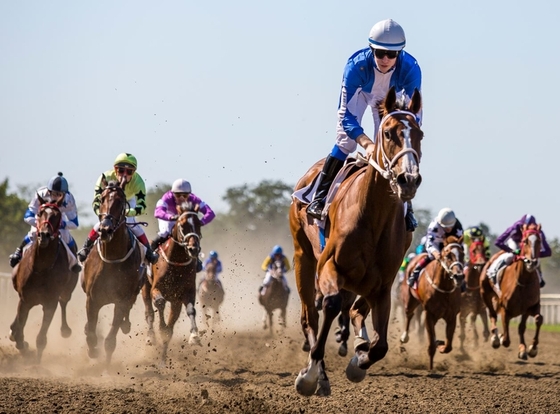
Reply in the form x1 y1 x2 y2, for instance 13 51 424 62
400 120 419 174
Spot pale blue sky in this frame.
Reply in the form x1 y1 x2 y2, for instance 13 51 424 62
2 1 560 237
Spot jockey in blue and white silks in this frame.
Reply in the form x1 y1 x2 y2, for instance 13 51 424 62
306 19 422 229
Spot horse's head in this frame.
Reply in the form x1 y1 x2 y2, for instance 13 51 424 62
204 261 217 281
35 194 63 248
519 223 542 272
97 181 127 242
440 235 465 286
373 87 423 201
173 201 202 261
469 240 487 265
271 260 285 280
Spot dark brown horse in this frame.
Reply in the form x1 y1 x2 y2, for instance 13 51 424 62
198 261 225 328
400 235 465 369
142 201 202 365
480 223 543 360
10 197 77 363
81 181 143 365
258 260 290 335
458 240 490 351
290 87 423 396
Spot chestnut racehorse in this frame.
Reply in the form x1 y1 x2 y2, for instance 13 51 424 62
81 180 143 365
10 197 77 363
258 260 290 335
142 201 202 365
458 240 490 351
290 87 423 396
198 261 225 328
480 223 543 360
400 235 465 370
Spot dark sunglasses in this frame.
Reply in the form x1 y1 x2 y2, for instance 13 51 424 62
373 49 398 59
116 167 135 175
174 192 190 198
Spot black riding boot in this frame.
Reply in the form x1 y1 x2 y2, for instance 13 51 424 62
77 237 95 263
150 234 168 251
143 243 159 264
306 155 345 220
405 201 418 232
407 267 421 288
9 239 28 268
196 257 203 273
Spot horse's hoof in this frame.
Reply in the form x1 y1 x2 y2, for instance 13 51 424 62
528 345 538 358
338 343 348 357
9 333 15 342
60 327 72 338
345 355 367 383
302 340 310 352
88 347 99 359
334 327 342 343
154 296 165 309
295 371 317 397
121 320 131 334
16 341 29 351
189 333 201 346
316 379 331 397
400 332 409 344
491 335 500 349
518 351 528 360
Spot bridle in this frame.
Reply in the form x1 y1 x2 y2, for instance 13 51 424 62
98 186 128 236
160 211 201 266
425 242 464 294
37 203 62 241
369 110 421 193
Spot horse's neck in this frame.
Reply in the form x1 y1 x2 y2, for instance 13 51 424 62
355 165 397 217
33 238 62 271
99 226 132 259
428 261 454 288
164 229 189 260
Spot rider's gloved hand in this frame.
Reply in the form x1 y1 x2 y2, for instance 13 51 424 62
513 248 521 255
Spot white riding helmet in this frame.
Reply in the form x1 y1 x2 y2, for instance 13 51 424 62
436 208 457 229
368 19 406 51
171 178 192 193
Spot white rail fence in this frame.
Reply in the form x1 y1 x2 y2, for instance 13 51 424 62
1 272 560 324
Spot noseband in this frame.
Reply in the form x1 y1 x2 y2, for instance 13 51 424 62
98 186 127 234
160 211 201 266
369 110 420 192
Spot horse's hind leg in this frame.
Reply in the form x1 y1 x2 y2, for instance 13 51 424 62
36 302 57 364
59 272 78 338
85 296 101 359
479 306 490 343
517 313 529 360
10 300 31 352
470 313 479 348
159 301 182 365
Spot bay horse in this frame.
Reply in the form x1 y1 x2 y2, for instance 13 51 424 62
480 223 543 360
458 240 490 351
198 261 225 328
142 201 202 365
289 87 423 396
400 235 465 370
10 196 77 363
258 260 290 335
81 180 143 365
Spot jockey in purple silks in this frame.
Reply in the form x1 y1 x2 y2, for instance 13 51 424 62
486 214 551 288
151 178 215 272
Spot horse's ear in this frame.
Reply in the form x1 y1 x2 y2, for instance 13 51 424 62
408 88 422 114
37 192 46 206
383 86 397 113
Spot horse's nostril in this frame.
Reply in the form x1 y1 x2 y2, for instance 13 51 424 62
416 175 422 187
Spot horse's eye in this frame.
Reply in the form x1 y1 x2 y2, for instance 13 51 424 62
383 129 391 139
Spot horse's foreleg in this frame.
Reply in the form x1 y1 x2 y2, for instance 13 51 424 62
458 307 467 353
142 281 156 345
425 312 438 370
104 304 127 366
400 293 419 345
59 272 78 338
159 301 182 364
439 312 457 355
36 302 57 363
185 301 201 346
85 296 101 359
479 305 490 343
10 300 31 351
483 290 500 348
528 311 543 358
517 313 529 360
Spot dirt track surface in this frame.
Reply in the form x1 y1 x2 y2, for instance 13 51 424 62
1 278 560 414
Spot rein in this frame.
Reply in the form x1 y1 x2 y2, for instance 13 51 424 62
425 242 464 294
37 203 62 240
368 110 420 190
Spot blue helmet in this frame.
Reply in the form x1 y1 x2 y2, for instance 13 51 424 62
47 172 68 193
209 250 218 259
271 245 283 255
